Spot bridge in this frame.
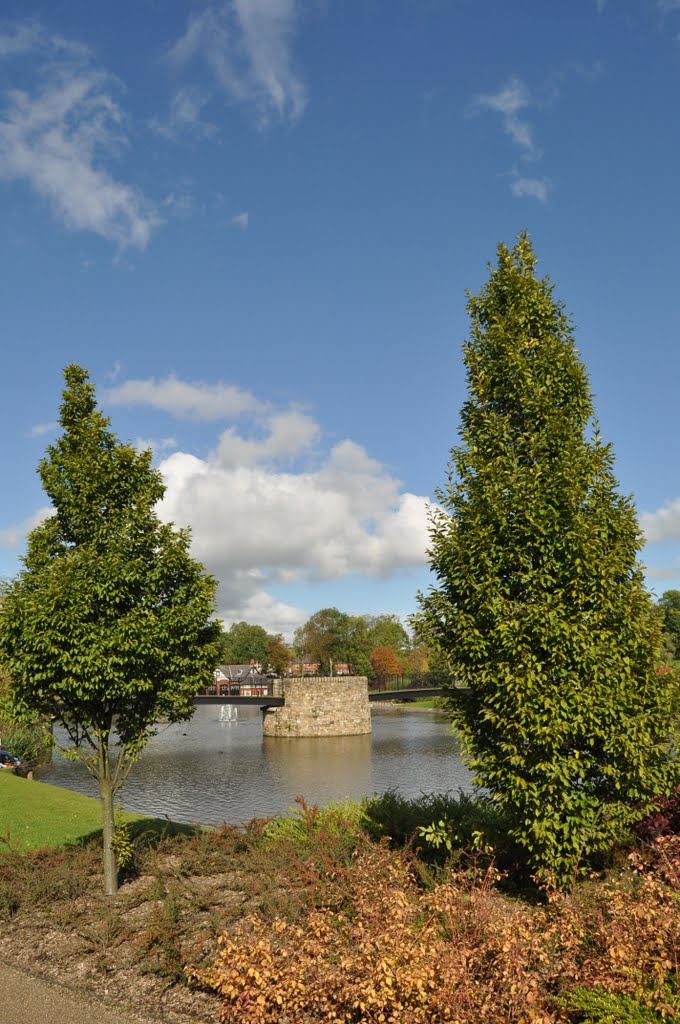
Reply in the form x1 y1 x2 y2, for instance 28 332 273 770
192 677 461 737
192 686 446 707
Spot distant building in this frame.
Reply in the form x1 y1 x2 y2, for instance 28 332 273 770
287 660 320 676
215 663 263 683
286 660 353 676
197 663 270 697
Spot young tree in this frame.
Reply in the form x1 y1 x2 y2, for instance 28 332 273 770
416 235 679 884
0 366 220 894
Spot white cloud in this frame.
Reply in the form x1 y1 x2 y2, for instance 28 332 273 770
216 409 319 466
26 421 57 438
511 175 549 202
167 1 307 124
230 210 249 228
104 377 432 629
0 21 159 249
150 86 218 141
640 497 680 543
472 76 536 156
161 187 194 218
105 375 260 420
104 361 123 383
0 506 52 549
0 20 89 60
0 21 45 57
105 372 434 632
658 0 680 10
644 564 680 581
134 436 178 456
10 370 433 636
470 73 574 200
219 584 306 635
156 429 431 633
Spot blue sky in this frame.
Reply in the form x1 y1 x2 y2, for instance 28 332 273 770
1 0 680 636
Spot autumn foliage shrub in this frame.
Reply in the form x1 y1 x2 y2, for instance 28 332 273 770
634 785 680 842
191 835 680 1024
0 841 97 919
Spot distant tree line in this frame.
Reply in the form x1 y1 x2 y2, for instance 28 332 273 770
657 589 680 662
217 608 448 681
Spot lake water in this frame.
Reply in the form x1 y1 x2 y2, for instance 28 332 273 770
37 705 473 826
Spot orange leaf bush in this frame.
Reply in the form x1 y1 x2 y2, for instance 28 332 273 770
190 837 680 1024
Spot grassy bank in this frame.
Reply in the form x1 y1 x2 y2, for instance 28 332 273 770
402 696 447 709
0 772 108 849
0 772 177 850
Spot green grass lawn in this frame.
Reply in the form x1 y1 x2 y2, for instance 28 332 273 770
402 696 447 709
0 772 149 851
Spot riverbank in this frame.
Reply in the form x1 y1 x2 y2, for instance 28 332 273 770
0 771 183 850
372 698 447 711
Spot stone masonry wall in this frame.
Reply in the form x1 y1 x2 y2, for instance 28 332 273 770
262 676 371 737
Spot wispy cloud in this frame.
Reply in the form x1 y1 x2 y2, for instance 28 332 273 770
0 19 90 60
511 176 549 202
150 85 218 141
469 74 562 201
134 436 178 457
472 76 537 156
167 1 307 125
230 210 249 228
0 20 160 249
0 506 51 549
26 421 57 438
105 375 261 420
162 187 194 218
658 0 680 11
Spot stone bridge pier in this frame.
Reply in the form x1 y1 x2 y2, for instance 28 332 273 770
263 676 371 737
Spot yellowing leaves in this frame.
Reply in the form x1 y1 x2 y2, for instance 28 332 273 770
189 835 680 1023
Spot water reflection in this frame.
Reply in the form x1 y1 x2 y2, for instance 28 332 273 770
38 705 473 826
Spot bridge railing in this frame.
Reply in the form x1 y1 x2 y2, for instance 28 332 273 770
367 674 455 694
196 681 274 698
195 674 462 699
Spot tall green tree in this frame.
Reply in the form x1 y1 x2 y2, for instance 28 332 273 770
0 366 219 894
416 235 679 884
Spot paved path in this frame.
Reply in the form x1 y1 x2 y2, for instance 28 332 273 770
0 963 155 1024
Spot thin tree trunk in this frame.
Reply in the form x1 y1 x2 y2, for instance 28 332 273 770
97 738 118 895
